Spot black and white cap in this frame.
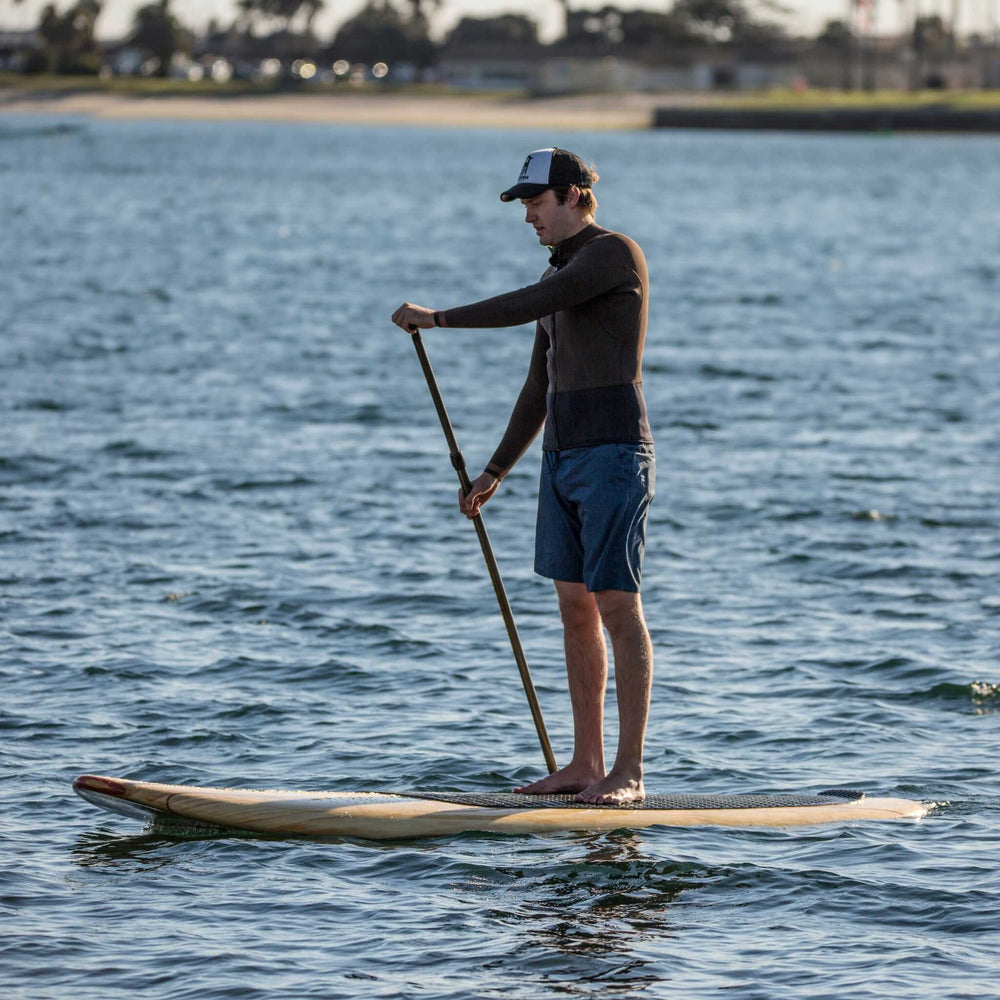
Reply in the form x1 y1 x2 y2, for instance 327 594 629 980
500 148 595 202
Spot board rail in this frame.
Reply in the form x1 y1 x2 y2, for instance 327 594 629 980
73 774 927 841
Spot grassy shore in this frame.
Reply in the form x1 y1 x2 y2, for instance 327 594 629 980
4 73 1000 104
0 71 469 98
711 87 1000 109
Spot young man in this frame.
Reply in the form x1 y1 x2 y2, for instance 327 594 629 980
391 147 654 805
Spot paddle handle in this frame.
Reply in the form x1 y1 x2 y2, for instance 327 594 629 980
410 330 557 775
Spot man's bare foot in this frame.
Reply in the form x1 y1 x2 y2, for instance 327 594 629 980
575 771 645 806
514 762 604 796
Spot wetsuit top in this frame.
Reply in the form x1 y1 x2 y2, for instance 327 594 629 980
439 223 652 480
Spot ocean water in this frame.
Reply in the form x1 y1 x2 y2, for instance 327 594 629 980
1 114 998 999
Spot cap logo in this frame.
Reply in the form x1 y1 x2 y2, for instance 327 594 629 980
521 149 554 186
499 148 559 201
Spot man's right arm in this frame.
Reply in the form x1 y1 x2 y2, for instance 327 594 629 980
440 240 632 330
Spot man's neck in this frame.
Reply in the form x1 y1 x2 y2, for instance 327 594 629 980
549 215 595 250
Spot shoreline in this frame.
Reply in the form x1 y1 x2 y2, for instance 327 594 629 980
4 86 1000 132
0 88 667 130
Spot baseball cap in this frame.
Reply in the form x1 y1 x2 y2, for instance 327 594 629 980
500 148 595 202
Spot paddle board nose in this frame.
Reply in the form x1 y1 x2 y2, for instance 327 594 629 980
74 775 162 823
74 774 127 797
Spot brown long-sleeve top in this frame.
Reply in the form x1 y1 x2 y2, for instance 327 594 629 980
439 223 652 479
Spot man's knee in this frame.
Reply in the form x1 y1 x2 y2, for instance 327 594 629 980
555 581 600 632
594 589 646 638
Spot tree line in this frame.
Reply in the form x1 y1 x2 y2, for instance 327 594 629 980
3 0 980 78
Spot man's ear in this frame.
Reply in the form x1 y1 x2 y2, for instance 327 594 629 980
565 185 581 208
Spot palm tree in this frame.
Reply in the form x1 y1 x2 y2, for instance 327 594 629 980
405 0 442 25
37 0 102 73
556 0 570 37
130 1 187 77
237 0 326 34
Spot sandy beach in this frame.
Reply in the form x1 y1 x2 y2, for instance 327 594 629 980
0 88 677 130
6 85 999 131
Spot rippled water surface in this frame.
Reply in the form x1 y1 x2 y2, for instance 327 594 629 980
2 115 998 999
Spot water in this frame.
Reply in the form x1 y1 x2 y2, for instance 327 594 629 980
1 115 998 998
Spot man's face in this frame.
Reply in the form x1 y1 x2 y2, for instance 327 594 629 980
521 188 580 247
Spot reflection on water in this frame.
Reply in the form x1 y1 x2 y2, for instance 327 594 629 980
462 832 712 994
71 831 189 870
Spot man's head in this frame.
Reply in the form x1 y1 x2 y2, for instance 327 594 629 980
501 147 598 203
501 147 599 246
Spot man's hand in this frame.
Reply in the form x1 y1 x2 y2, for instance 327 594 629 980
392 302 436 333
459 472 500 519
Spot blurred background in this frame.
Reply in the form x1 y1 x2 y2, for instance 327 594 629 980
1 0 999 93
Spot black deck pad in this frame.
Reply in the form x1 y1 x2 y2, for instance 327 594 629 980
400 789 864 811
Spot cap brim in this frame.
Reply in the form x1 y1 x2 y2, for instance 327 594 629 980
500 183 551 202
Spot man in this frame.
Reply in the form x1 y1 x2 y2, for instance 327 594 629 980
391 148 654 805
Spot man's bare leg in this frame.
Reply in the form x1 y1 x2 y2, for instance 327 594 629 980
514 581 608 794
575 590 653 805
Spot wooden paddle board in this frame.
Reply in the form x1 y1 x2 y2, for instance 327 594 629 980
73 774 926 840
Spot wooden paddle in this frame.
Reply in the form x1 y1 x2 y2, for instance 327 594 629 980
409 330 557 775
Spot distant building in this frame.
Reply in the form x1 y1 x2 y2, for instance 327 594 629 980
436 50 538 91
595 48 799 94
0 29 39 72
437 45 800 96
437 15 544 91
436 7 801 97
801 34 1000 91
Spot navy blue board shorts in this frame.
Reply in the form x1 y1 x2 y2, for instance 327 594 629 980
534 443 655 593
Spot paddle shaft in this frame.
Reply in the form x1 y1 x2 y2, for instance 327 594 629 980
410 330 557 775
